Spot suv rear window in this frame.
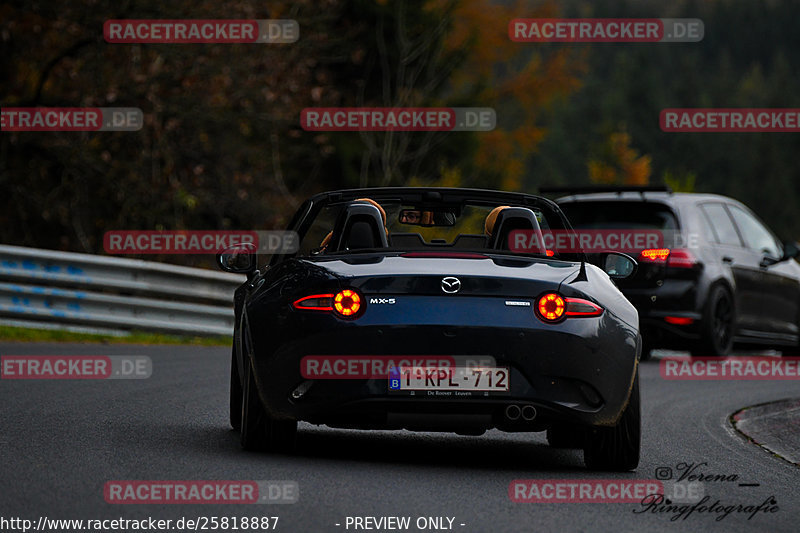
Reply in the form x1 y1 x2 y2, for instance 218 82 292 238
559 201 678 230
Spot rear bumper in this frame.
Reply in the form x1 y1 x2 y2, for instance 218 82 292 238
640 313 703 347
246 315 639 430
621 279 702 348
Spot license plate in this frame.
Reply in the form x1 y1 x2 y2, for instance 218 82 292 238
388 366 509 391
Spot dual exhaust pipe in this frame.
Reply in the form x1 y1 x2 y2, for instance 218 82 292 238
505 404 537 421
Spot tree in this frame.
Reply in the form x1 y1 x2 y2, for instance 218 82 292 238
587 131 651 185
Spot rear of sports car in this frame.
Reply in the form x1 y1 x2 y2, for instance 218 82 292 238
244 254 639 442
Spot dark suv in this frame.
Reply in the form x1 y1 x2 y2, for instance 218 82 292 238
544 186 800 359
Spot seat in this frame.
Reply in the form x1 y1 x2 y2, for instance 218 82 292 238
326 202 389 252
389 233 426 249
452 234 489 249
487 207 546 253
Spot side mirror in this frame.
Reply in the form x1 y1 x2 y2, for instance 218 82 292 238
783 241 800 261
598 252 638 280
761 241 800 268
217 242 258 274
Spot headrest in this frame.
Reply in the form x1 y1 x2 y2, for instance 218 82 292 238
326 201 389 252
487 207 545 252
485 205 510 236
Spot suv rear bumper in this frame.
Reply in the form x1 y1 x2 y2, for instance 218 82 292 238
621 280 703 348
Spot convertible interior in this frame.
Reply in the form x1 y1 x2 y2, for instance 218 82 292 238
318 199 551 256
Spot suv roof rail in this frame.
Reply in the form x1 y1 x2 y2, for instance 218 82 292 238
539 185 673 195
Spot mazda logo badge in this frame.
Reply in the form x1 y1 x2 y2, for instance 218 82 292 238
441 277 461 294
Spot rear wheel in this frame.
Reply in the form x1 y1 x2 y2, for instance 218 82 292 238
691 285 734 357
779 309 800 357
240 355 297 452
583 372 640 471
640 339 654 362
780 346 800 357
230 348 242 431
779 337 800 357
240 357 268 450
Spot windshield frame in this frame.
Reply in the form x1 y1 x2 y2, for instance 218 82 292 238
268 187 584 266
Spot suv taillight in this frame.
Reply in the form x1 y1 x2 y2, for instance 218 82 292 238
666 248 698 268
640 248 670 262
639 248 698 268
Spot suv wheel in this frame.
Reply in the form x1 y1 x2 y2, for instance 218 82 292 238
691 285 734 357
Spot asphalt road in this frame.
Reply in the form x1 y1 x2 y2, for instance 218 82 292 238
1 343 798 533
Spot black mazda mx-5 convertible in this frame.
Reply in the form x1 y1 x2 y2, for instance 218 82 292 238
217 187 642 471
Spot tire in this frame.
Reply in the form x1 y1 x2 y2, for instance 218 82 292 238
546 424 586 448
690 285 734 357
779 311 800 357
230 347 242 431
240 357 268 450
639 340 653 362
240 353 297 452
583 372 640 471
779 338 800 357
780 347 800 357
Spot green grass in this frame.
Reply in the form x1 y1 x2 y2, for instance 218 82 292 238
0 325 231 346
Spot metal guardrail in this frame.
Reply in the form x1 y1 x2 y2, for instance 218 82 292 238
0 244 245 337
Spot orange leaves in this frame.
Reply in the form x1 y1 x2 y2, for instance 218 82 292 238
587 132 652 185
432 0 584 189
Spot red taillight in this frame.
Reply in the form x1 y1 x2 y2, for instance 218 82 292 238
293 289 363 317
537 293 566 321
641 248 670 262
545 249 555 257
334 289 362 317
537 293 604 322
666 248 698 268
564 298 604 317
293 294 334 311
664 316 694 325
640 248 698 268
